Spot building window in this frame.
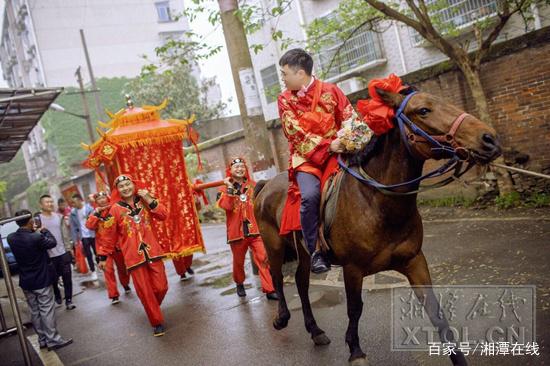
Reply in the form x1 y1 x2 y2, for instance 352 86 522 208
260 65 281 104
410 0 498 45
313 15 384 80
155 1 173 22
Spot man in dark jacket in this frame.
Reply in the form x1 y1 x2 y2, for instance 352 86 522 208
7 209 73 351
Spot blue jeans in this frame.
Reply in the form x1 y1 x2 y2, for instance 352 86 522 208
296 172 321 254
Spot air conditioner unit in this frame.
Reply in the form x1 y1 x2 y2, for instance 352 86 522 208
337 77 366 95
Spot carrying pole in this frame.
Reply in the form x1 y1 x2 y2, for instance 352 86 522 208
0 214 33 365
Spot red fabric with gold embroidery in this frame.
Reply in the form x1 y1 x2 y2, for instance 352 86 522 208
278 79 353 169
101 199 168 271
277 80 356 235
113 141 204 256
82 101 205 259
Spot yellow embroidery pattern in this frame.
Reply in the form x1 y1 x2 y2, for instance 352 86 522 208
102 216 115 229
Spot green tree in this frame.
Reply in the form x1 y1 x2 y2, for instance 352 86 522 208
306 0 548 193
0 181 7 205
0 151 30 201
124 62 225 121
154 0 549 193
40 77 132 176
178 0 546 126
307 0 547 125
25 180 48 213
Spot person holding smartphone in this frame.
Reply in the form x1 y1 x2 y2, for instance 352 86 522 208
7 209 73 351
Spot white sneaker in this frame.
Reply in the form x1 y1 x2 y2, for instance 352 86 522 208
90 271 98 281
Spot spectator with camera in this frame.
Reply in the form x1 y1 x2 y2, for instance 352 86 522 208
7 209 73 351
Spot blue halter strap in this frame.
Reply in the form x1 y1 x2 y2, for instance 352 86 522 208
338 92 472 195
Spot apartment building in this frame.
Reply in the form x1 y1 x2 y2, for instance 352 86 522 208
0 0 203 183
247 0 550 121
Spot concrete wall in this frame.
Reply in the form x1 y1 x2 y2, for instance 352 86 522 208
194 115 243 141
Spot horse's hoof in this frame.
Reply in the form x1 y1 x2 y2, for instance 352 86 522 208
349 357 368 366
273 316 289 330
312 332 331 346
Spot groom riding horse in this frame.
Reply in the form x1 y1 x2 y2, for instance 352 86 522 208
254 66 501 364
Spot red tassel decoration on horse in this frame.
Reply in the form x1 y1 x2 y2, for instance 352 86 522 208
356 73 406 135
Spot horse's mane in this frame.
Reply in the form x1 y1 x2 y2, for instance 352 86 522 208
349 85 417 166
348 133 384 166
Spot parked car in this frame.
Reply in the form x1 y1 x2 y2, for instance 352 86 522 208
0 221 19 277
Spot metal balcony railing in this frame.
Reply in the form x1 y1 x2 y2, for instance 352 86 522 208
315 24 385 80
410 0 498 45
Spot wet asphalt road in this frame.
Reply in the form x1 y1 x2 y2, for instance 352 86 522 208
1 207 549 366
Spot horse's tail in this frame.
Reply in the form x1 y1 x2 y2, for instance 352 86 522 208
254 179 268 198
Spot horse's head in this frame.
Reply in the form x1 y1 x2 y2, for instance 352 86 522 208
376 88 501 164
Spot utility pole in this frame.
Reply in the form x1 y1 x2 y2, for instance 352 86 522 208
80 29 104 120
218 0 276 180
75 66 95 143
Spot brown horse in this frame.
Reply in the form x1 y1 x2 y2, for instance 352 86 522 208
254 87 501 366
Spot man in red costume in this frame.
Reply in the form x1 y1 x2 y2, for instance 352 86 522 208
172 255 194 282
217 157 278 300
86 191 131 305
97 175 169 336
278 48 355 273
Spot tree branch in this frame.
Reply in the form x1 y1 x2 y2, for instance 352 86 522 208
473 23 483 54
364 0 462 60
417 0 432 24
417 0 429 14
411 0 444 46
323 19 377 78
477 0 528 61
364 0 423 32
404 0 429 26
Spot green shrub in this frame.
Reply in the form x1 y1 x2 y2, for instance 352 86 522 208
525 193 550 208
494 191 521 209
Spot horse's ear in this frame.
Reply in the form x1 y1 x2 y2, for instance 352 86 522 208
375 87 404 108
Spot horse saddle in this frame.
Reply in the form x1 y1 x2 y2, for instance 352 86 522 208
318 168 345 253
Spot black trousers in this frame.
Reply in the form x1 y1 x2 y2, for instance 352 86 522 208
82 237 97 272
51 253 73 302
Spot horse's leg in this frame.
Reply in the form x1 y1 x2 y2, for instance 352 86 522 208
397 251 467 366
343 265 368 366
294 239 331 346
262 225 291 330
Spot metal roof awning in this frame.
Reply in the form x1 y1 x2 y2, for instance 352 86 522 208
0 87 63 163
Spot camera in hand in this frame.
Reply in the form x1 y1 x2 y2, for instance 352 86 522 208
33 212 41 228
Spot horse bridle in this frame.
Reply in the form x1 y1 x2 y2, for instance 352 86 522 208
339 92 475 195
395 92 470 161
